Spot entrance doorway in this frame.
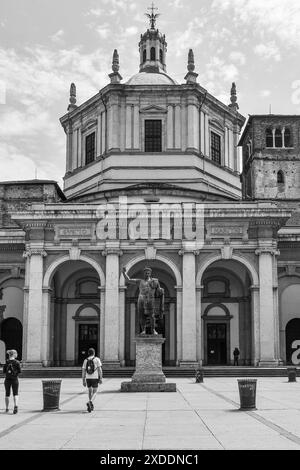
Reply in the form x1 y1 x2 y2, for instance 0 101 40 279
78 323 98 365
286 318 300 364
207 323 227 365
1 318 23 360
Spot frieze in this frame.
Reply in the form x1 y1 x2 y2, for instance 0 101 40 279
54 224 95 241
206 222 248 241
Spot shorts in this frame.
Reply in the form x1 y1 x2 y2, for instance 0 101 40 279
86 379 99 389
4 378 19 397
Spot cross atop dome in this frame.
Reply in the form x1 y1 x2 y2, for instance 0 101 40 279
145 2 160 30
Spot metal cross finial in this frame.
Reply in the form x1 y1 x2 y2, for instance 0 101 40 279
145 2 160 29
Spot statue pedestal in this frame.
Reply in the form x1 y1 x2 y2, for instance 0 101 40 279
121 335 176 392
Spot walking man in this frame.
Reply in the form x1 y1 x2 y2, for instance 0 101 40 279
3 349 21 414
82 348 103 412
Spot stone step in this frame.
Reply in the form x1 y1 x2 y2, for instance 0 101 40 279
0 366 298 379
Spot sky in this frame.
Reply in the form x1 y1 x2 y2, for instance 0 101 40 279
0 0 300 187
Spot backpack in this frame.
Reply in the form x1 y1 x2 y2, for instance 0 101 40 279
6 361 18 378
86 358 95 375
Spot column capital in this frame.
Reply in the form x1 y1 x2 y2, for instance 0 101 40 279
178 249 200 256
255 248 280 256
102 248 123 256
23 249 47 258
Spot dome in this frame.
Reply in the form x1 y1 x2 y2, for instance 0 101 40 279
126 72 178 86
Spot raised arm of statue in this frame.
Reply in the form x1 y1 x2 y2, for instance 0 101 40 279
122 267 140 285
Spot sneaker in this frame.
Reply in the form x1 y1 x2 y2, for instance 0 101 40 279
5 409 9 413
90 401 94 411
13 406 18 414
86 402 91 413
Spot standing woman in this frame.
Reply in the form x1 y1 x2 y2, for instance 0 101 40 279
3 349 21 414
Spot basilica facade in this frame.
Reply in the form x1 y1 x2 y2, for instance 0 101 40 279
0 14 300 369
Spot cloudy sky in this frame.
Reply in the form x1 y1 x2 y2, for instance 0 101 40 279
0 0 300 187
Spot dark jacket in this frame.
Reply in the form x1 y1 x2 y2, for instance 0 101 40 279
3 359 21 379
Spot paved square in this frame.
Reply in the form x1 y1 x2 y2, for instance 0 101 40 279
1 377 300 450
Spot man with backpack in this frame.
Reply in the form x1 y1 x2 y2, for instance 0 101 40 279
3 349 21 414
82 348 103 412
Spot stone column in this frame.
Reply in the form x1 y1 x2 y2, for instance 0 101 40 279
23 248 47 366
175 104 181 149
179 245 198 366
204 113 210 157
119 286 127 367
175 286 182 365
250 285 260 366
41 287 52 366
53 297 62 366
99 286 105 361
102 242 122 366
255 247 280 366
65 123 73 173
167 105 174 149
60 300 67 365
187 99 199 152
196 285 203 365
97 115 101 157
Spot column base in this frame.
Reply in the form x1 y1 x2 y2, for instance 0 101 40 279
179 361 199 368
22 362 43 368
102 361 121 368
258 360 281 367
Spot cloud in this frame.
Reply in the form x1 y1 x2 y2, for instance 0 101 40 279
86 8 104 17
96 23 111 39
0 44 112 183
169 17 204 57
229 51 246 66
260 89 271 98
124 26 138 36
168 0 184 7
204 57 239 83
212 0 300 50
254 42 281 62
0 143 39 181
50 29 65 44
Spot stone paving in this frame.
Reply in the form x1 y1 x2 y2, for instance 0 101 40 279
1 377 300 450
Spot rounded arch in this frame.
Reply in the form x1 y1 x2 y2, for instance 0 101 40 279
0 275 25 287
43 254 105 288
73 303 100 319
203 303 231 317
196 253 259 287
120 254 182 287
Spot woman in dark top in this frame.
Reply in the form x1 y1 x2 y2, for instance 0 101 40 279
3 349 21 414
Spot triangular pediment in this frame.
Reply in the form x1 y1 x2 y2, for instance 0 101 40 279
139 105 167 114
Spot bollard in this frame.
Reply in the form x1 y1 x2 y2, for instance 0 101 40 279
237 379 257 410
195 368 204 383
42 380 62 411
287 367 297 383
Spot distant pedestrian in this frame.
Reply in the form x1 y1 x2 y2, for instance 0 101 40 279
3 349 21 414
82 348 103 412
233 347 240 366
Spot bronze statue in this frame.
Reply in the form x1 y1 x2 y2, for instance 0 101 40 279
122 266 164 335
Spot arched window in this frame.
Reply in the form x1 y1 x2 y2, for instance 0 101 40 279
284 128 292 147
159 48 163 63
275 128 282 147
143 49 146 62
266 128 273 147
150 47 156 61
277 170 284 184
